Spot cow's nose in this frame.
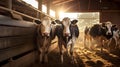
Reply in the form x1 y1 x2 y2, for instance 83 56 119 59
108 32 111 35
43 32 49 37
65 33 70 37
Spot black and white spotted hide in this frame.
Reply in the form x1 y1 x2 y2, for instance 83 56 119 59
88 21 114 52
55 18 79 63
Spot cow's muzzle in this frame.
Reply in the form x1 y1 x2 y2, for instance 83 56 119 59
64 33 70 37
42 32 50 37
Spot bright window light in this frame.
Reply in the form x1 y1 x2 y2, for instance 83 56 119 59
22 0 38 8
59 12 78 20
42 5 47 13
22 0 55 17
50 9 55 17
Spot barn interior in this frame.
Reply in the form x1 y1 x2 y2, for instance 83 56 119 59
0 0 120 67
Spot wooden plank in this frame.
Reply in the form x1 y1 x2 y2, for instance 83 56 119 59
0 6 40 21
0 15 37 27
12 4 37 17
2 51 36 67
0 35 34 49
0 26 36 37
0 43 35 62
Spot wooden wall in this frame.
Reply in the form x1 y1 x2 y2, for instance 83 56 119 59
0 15 37 67
100 11 120 25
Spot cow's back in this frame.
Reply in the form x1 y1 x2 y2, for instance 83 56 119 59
89 24 102 37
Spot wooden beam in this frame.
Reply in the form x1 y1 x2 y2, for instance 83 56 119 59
47 0 51 15
0 6 39 21
54 0 73 6
0 43 34 62
37 0 42 19
52 0 62 4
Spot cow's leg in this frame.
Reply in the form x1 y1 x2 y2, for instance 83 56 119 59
44 48 48 63
101 39 104 52
39 48 43 63
90 37 96 50
66 39 72 56
97 37 103 52
44 40 51 63
66 38 69 56
70 37 76 63
89 37 92 50
40 37 48 63
70 43 74 63
58 39 64 63
66 44 69 56
107 38 112 51
118 39 120 49
114 37 118 49
44 46 49 63
84 35 87 49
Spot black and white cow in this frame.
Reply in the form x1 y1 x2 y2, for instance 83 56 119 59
55 17 79 63
84 21 115 52
37 16 56 63
111 25 120 49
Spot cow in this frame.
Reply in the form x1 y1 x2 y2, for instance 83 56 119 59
84 21 115 52
36 16 56 63
55 17 79 63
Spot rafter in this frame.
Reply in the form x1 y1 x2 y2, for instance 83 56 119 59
53 0 73 6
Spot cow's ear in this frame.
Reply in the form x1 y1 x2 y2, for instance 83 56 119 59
102 23 106 27
55 20 62 24
112 24 117 28
101 23 106 29
35 20 41 24
71 19 78 24
112 25 118 30
51 21 56 24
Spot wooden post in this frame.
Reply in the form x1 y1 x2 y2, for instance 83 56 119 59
99 0 102 23
38 0 42 19
8 0 12 9
47 0 51 15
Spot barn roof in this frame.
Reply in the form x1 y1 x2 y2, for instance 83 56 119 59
0 0 120 21
37 0 120 12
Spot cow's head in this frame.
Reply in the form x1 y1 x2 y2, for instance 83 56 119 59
102 21 113 35
62 17 71 37
40 16 52 37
